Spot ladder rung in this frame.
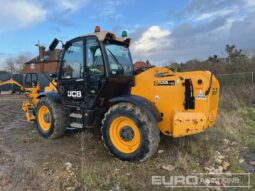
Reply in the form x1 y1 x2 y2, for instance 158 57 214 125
70 113 82 119
70 122 83 129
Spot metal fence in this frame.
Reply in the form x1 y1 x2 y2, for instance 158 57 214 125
216 72 254 87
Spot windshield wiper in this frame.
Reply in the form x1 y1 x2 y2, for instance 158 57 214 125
106 48 125 73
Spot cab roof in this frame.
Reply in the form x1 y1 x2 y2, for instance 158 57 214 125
79 31 131 47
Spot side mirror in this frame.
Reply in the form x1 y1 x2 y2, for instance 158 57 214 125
49 38 59 51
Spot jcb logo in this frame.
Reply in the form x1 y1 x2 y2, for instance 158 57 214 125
154 80 175 86
158 81 169 85
67 91 82 98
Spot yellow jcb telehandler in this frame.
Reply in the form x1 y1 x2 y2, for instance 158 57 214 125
21 26 219 162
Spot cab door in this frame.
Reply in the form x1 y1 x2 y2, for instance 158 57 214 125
85 36 106 108
58 39 86 105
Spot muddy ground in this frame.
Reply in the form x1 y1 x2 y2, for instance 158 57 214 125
0 95 254 191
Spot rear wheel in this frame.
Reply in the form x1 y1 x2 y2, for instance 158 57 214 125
36 97 67 139
101 102 160 162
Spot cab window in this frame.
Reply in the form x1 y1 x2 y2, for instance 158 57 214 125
24 73 38 88
105 43 133 76
86 37 105 76
61 41 84 79
86 37 105 95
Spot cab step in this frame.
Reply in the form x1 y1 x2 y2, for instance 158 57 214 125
70 122 83 129
69 113 82 119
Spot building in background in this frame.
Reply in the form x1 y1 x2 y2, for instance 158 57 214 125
23 46 61 74
133 60 151 74
0 45 61 93
22 45 61 91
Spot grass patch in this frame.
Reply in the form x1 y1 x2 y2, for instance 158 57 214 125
83 170 104 191
239 107 255 151
229 154 244 173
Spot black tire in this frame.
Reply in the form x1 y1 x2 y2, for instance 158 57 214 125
101 102 160 162
36 97 67 139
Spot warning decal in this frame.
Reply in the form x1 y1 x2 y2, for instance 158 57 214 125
197 90 206 99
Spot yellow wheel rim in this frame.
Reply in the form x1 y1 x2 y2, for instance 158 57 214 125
109 116 141 154
38 105 52 131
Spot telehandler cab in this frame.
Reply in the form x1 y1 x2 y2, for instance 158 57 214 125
25 26 219 162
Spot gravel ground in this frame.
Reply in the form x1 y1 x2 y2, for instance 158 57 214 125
0 95 254 191
0 95 87 190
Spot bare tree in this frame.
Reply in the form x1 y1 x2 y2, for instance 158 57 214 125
15 55 30 73
4 55 30 74
4 58 15 76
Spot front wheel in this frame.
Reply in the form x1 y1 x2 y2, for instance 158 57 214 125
101 102 160 162
36 97 67 139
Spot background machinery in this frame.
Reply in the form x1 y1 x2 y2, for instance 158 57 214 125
0 78 23 94
19 27 220 162
0 73 56 121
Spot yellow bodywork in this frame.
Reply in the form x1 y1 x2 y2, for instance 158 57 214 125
22 80 57 122
131 67 219 137
22 85 41 121
44 80 57 92
0 79 23 88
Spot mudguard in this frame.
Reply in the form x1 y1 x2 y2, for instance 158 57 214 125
37 91 62 104
109 95 162 122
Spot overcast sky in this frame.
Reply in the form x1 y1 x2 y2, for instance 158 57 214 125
0 0 255 67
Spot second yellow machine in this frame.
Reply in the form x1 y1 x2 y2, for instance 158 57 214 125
25 27 219 162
